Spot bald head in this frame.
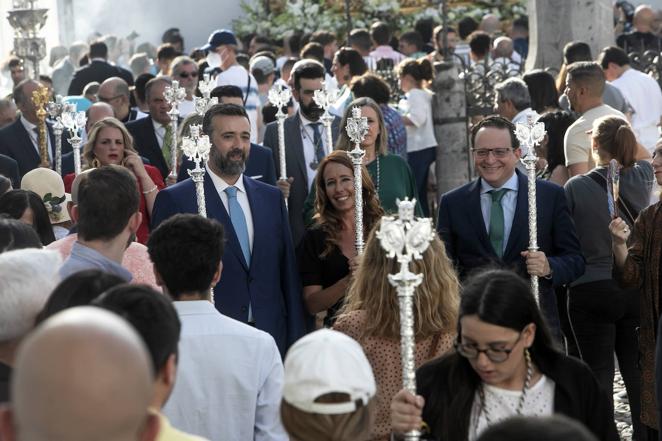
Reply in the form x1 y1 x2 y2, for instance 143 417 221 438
2 307 156 441
493 36 514 58
634 5 655 32
85 102 114 133
98 77 130 121
479 14 501 35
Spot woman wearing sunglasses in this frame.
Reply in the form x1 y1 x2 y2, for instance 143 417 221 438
390 269 618 441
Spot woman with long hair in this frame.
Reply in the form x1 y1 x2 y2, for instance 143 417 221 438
391 269 618 441
298 150 383 327
0 189 55 245
565 116 651 440
333 217 459 441
535 111 576 186
63 117 164 243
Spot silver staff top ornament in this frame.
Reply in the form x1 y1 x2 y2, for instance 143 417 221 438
312 82 339 111
164 80 187 109
377 199 435 263
61 108 86 134
268 86 291 113
194 74 218 115
346 106 369 146
181 125 212 166
515 117 545 165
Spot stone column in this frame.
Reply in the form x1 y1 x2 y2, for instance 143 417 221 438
526 0 615 72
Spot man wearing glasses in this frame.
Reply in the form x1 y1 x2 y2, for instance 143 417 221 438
170 56 198 118
437 116 584 338
97 77 146 123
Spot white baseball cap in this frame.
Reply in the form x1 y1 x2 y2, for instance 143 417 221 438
283 329 376 415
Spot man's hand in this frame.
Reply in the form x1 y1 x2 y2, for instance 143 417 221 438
277 177 294 199
520 250 551 277
391 389 425 435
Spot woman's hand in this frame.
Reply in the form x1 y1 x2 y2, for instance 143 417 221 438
123 151 149 180
391 389 425 434
609 217 630 245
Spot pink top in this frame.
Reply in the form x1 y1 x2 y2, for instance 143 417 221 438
47 234 160 289
369 46 406 65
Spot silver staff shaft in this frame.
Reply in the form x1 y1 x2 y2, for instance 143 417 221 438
71 135 82 176
189 169 207 218
168 115 179 181
525 161 539 303
53 122 63 175
349 146 365 254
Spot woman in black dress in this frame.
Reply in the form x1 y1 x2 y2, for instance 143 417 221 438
297 150 384 327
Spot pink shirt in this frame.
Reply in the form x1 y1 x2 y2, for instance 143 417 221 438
369 46 406 65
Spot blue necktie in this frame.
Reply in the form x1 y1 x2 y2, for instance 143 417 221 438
311 122 325 164
224 186 251 266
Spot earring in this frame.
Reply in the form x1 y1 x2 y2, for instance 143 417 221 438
92 157 101 168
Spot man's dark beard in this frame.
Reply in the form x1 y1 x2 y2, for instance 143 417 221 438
300 99 323 121
210 147 246 176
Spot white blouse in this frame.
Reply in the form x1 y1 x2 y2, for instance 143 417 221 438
468 375 555 441
401 88 438 153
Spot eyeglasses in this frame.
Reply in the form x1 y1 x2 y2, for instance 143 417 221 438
653 149 662 160
178 71 198 79
471 148 513 158
454 331 524 363
97 94 123 103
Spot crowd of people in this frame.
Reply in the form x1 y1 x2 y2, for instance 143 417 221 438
1 3 662 441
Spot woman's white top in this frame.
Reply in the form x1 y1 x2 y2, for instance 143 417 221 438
402 88 437 152
468 374 555 441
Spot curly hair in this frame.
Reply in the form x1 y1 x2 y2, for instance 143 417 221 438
313 150 383 258
339 217 459 340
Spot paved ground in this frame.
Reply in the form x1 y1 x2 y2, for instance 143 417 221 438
614 370 633 441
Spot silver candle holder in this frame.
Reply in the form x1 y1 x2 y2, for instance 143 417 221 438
346 106 369 254
377 198 435 441
313 81 339 153
515 116 545 305
194 73 218 115
46 95 66 175
7 0 48 79
164 80 187 181
180 124 211 218
268 86 291 182
62 107 86 176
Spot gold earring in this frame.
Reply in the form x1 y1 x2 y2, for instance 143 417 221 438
92 157 101 168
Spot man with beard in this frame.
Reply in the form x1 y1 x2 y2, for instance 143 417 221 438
151 103 307 356
262 59 340 246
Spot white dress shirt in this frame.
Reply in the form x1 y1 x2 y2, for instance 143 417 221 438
152 119 168 149
163 301 288 441
205 164 254 251
20 115 52 162
480 172 519 255
299 111 331 190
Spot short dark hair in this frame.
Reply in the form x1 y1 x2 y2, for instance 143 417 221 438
470 115 520 150
370 21 392 46
522 69 559 113
0 189 54 246
147 214 225 299
598 46 631 69
76 166 139 242
563 41 592 64
162 27 183 45
468 31 491 57
291 59 325 91
94 284 181 375
134 73 155 103
35 269 125 324
348 29 372 53
12 78 35 106
300 42 325 63
89 40 108 59
415 17 436 44
0 217 41 253
7 57 23 69
157 43 180 61
566 61 605 96
351 73 391 105
476 415 598 441
400 31 424 51
310 31 336 47
202 103 249 137
457 16 479 40
210 85 243 101
335 47 368 77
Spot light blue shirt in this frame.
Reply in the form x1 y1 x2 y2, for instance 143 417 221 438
59 241 132 281
480 172 519 255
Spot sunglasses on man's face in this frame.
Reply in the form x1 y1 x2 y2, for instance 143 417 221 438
178 71 198 79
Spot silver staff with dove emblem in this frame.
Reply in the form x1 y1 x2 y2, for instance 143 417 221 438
181 124 211 218
514 116 546 305
194 73 218 115
313 81 339 155
62 106 86 176
268 86 292 207
46 95 66 175
377 198 435 441
346 106 369 254
164 80 187 181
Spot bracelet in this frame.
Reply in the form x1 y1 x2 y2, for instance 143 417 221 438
142 185 158 195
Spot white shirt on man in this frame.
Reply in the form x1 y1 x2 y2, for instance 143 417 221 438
20 115 52 162
299 111 332 190
152 119 168 149
162 300 288 441
564 104 625 168
215 64 260 143
479 171 519 255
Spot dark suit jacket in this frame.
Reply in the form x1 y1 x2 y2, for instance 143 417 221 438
126 116 169 180
0 118 73 178
437 170 585 288
177 143 277 186
262 114 340 246
0 154 19 188
67 60 134 96
151 174 307 356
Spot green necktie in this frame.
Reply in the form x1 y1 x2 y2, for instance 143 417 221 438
489 189 508 258
162 124 173 166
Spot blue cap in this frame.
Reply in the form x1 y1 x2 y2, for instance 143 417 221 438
201 29 238 51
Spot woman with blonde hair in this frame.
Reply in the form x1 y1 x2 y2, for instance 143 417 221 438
298 150 383 327
333 218 459 441
63 117 164 243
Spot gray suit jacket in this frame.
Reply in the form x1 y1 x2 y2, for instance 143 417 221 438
263 113 340 247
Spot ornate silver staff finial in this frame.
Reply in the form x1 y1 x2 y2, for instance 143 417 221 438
313 81 339 159
376 198 435 441
515 115 545 305
268 86 292 205
194 73 218 115
61 105 87 176
46 95 66 175
164 80 187 182
346 106 369 254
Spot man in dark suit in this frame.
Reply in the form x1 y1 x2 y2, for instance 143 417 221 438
437 116 584 334
67 40 134 96
151 103 306 355
126 77 173 182
262 60 340 246
0 154 19 188
98 77 146 123
0 79 72 178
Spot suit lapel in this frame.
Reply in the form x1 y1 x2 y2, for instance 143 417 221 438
203 174 249 271
467 178 495 257
243 176 264 274
14 121 40 165
145 116 168 174
288 116 308 183
503 170 528 260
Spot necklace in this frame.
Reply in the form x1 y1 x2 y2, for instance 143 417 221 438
365 153 381 197
477 349 533 428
